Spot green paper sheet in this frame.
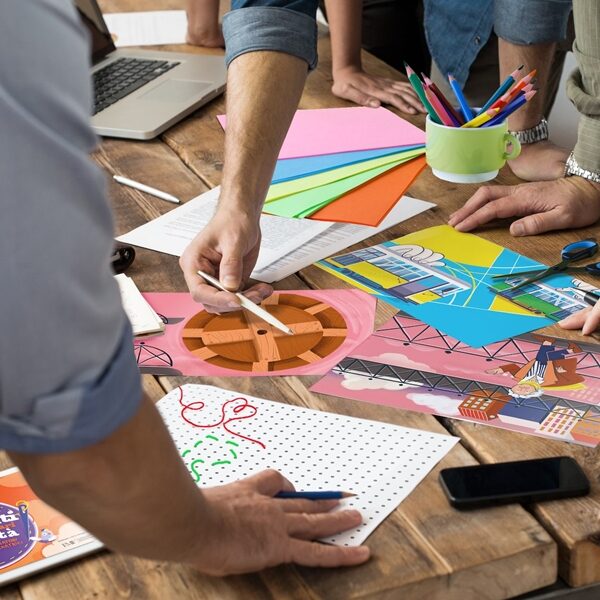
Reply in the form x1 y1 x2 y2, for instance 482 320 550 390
265 147 424 203
263 156 413 219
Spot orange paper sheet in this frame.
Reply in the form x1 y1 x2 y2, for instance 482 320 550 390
309 156 426 227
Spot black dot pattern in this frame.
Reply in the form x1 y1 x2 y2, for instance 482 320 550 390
158 384 458 547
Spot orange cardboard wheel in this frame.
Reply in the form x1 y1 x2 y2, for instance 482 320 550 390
181 293 348 372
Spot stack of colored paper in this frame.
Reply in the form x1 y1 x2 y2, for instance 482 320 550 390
217 107 426 227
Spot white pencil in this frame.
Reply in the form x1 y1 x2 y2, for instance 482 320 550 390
113 175 180 204
197 270 293 335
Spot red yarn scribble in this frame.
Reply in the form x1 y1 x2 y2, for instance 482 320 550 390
177 386 266 449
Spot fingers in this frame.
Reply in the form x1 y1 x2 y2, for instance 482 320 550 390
287 509 363 540
448 185 516 230
289 539 370 568
243 469 295 496
243 283 274 305
276 499 339 513
333 83 381 108
219 244 245 291
509 207 569 236
560 304 600 336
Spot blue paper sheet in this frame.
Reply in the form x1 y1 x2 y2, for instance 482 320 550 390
317 226 589 348
271 145 424 184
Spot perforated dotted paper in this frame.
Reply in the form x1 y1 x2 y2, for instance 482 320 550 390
157 384 459 546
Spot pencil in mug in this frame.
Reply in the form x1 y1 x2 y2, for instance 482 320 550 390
404 62 441 124
424 87 455 126
483 90 537 127
478 64 524 114
490 69 537 110
422 74 464 125
448 74 474 121
462 107 500 128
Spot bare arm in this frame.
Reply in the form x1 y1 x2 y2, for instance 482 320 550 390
10 394 368 574
180 50 308 312
497 38 569 180
186 0 224 47
323 0 424 113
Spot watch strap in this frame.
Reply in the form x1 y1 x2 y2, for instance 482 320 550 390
564 151 600 184
509 118 549 145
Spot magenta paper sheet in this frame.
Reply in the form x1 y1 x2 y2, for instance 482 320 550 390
133 289 376 377
311 312 600 447
217 107 426 160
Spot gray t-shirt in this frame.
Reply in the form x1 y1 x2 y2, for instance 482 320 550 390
0 0 141 452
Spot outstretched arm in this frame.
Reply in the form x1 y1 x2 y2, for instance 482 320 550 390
11 395 368 575
324 0 424 113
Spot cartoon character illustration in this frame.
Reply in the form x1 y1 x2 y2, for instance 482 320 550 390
487 337 583 397
30 528 57 543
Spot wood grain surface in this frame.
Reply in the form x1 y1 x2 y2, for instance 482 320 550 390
3 0 599 597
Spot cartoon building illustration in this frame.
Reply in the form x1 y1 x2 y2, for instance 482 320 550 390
534 402 586 439
458 390 507 421
330 244 470 304
493 279 587 321
498 396 558 428
571 407 600 445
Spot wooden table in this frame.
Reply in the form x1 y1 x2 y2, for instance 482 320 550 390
3 1 600 598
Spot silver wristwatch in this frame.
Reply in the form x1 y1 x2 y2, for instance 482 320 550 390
509 118 549 144
564 151 600 184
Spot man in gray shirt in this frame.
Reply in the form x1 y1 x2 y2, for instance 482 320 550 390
0 0 368 574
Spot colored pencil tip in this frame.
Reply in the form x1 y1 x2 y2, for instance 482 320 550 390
524 90 537 99
342 492 357 498
517 64 524 70
447 73 456 81
404 61 414 75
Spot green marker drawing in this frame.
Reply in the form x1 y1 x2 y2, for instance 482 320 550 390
194 440 203 448
206 434 219 442
211 460 231 467
182 449 191 458
190 459 205 483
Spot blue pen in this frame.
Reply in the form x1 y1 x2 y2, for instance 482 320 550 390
448 74 474 122
276 491 355 500
483 90 535 127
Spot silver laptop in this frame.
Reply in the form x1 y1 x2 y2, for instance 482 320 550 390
76 0 226 140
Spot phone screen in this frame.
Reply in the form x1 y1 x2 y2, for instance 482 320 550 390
440 456 589 508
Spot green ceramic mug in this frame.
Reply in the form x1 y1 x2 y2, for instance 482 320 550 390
426 115 521 183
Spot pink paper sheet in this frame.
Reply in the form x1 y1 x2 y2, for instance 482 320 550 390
217 107 426 160
312 313 600 447
134 289 376 377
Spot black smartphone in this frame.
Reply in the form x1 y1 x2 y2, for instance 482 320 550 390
439 456 590 510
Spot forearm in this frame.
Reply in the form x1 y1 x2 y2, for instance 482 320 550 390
9 395 214 566
497 38 556 130
324 0 363 73
219 50 308 217
187 0 220 33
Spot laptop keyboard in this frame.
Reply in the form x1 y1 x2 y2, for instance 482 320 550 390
93 58 180 115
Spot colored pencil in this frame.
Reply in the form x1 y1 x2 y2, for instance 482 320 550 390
422 74 464 125
448 74 474 121
483 90 537 127
462 107 501 128
478 64 524 114
424 87 455 126
404 62 441 124
490 69 537 110
275 491 356 500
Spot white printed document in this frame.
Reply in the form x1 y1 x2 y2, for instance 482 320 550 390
104 11 188 47
117 186 333 273
117 186 435 283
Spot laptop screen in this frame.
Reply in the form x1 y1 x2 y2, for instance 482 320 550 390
74 0 115 64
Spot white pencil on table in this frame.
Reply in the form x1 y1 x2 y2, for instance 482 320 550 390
113 175 180 204
197 269 293 335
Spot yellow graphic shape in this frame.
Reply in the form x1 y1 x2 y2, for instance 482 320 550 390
346 262 405 289
409 290 441 304
391 225 502 268
489 294 542 316
318 263 378 295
